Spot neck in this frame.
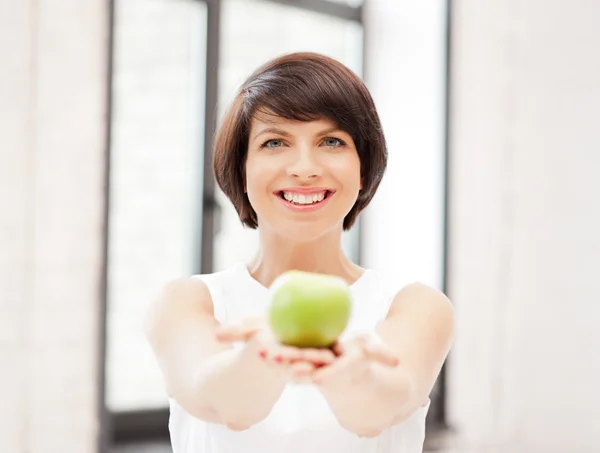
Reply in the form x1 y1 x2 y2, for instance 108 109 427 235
247 225 363 288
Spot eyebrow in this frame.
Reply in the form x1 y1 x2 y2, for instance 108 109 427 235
251 126 343 142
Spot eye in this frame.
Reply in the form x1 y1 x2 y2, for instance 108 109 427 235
260 139 284 148
323 137 346 148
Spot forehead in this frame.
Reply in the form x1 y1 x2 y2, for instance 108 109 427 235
249 112 339 133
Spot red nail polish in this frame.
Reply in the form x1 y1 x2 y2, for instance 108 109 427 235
274 356 282 363
259 351 267 359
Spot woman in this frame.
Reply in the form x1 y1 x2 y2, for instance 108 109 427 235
144 52 454 453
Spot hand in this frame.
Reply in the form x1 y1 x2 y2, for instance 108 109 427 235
215 317 337 384
311 332 399 386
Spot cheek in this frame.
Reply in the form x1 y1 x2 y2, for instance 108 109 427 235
343 160 362 202
245 158 272 201
244 157 261 189
335 154 362 190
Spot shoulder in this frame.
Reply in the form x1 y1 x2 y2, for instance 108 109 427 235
142 264 241 344
142 276 214 349
143 264 244 336
150 263 240 310
387 282 454 324
154 264 241 311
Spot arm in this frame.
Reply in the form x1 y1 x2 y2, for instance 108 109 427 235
314 283 454 436
143 277 288 430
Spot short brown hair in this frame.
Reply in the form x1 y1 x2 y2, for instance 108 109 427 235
213 52 387 230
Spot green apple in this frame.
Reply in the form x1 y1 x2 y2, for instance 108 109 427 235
268 270 352 348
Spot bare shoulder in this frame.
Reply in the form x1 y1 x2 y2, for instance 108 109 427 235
143 276 215 350
387 282 454 322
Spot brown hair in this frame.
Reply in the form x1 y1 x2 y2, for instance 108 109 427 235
213 52 387 230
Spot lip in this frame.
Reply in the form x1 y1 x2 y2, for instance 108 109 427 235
274 189 335 213
275 187 335 195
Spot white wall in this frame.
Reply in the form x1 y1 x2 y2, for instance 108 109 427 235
0 1 108 452
446 1 600 452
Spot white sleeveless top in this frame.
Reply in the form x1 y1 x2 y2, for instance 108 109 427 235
168 263 430 453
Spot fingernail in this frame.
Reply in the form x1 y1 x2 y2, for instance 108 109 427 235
274 356 283 363
259 350 267 359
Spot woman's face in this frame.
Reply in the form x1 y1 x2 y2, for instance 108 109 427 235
245 114 362 240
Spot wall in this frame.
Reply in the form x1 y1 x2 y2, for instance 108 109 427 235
446 1 600 452
0 1 108 451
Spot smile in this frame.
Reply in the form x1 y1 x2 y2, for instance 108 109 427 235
275 189 334 212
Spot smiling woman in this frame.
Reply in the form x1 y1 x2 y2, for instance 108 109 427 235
213 52 387 231
143 52 454 453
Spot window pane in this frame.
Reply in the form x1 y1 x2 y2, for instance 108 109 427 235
215 0 364 272
106 0 207 412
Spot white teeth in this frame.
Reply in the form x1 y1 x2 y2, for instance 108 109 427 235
282 191 327 205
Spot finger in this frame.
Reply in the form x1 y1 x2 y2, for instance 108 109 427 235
259 343 303 365
273 345 304 364
216 325 263 343
215 324 259 342
312 347 364 384
363 339 399 367
262 344 337 366
331 341 344 357
288 361 316 384
299 347 336 365
215 317 265 343
310 359 347 384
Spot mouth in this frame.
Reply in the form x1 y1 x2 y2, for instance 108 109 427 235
274 189 335 211
277 189 334 206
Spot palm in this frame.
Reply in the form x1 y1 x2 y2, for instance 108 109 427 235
215 316 337 383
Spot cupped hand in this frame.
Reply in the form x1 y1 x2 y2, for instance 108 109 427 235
311 332 399 386
215 316 337 383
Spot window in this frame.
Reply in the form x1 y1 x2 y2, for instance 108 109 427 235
106 0 207 412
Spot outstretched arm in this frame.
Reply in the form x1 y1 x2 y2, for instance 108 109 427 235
312 283 455 437
144 277 336 430
144 278 287 430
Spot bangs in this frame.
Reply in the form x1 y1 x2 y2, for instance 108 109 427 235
240 60 361 138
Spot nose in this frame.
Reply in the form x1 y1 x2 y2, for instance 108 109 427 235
286 145 322 181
